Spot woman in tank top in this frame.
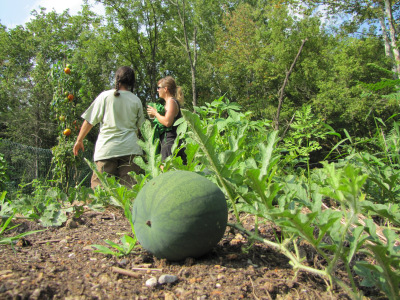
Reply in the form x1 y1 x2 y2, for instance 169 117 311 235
146 76 186 165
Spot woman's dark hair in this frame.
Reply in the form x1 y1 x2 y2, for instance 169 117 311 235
114 66 135 96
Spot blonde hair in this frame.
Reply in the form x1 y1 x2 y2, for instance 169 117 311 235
158 76 184 107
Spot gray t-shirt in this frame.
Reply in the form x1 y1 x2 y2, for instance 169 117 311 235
82 89 145 161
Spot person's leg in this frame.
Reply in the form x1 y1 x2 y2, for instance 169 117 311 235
117 155 142 188
91 159 118 189
160 134 186 166
160 136 174 161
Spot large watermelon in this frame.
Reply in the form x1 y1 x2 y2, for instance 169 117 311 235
132 170 228 261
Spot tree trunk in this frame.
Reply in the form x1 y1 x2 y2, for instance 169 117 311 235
189 27 197 107
172 0 198 107
384 0 400 78
378 14 392 59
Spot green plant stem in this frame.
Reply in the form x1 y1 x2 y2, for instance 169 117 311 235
219 178 240 222
324 209 362 296
344 260 358 294
230 221 362 298
326 210 355 277
228 222 328 279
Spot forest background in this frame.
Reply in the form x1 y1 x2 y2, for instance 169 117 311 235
0 0 399 154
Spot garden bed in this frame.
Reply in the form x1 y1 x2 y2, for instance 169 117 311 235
0 209 383 299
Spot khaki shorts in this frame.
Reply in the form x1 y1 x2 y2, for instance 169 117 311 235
91 155 142 189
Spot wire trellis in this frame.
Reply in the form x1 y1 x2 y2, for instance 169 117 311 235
0 139 93 192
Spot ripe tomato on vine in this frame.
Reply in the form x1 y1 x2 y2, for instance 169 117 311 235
63 128 72 136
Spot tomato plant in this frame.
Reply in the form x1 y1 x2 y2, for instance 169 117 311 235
50 61 87 190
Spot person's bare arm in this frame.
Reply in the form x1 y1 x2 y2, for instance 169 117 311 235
73 120 94 156
147 99 178 127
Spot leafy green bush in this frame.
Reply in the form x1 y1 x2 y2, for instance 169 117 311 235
0 152 8 193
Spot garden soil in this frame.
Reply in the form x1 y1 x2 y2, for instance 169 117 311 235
0 208 385 300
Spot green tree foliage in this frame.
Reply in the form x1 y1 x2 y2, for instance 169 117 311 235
0 6 116 148
0 8 101 148
212 2 329 121
97 0 167 102
0 0 398 151
312 36 396 136
306 0 400 77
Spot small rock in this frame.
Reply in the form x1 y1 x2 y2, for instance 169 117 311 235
174 288 185 297
145 277 158 288
164 292 175 300
158 274 178 285
118 259 129 267
217 274 225 281
66 219 78 229
99 274 110 285
116 279 123 287
30 288 41 300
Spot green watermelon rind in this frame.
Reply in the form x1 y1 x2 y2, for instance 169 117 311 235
132 170 228 261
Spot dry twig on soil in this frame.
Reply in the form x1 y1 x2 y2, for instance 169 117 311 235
111 267 142 278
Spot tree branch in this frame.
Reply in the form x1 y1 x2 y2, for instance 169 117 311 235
274 38 308 130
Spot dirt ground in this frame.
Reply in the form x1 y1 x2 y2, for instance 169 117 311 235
0 209 385 300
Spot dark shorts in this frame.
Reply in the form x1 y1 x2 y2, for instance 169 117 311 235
160 132 187 163
91 155 142 189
